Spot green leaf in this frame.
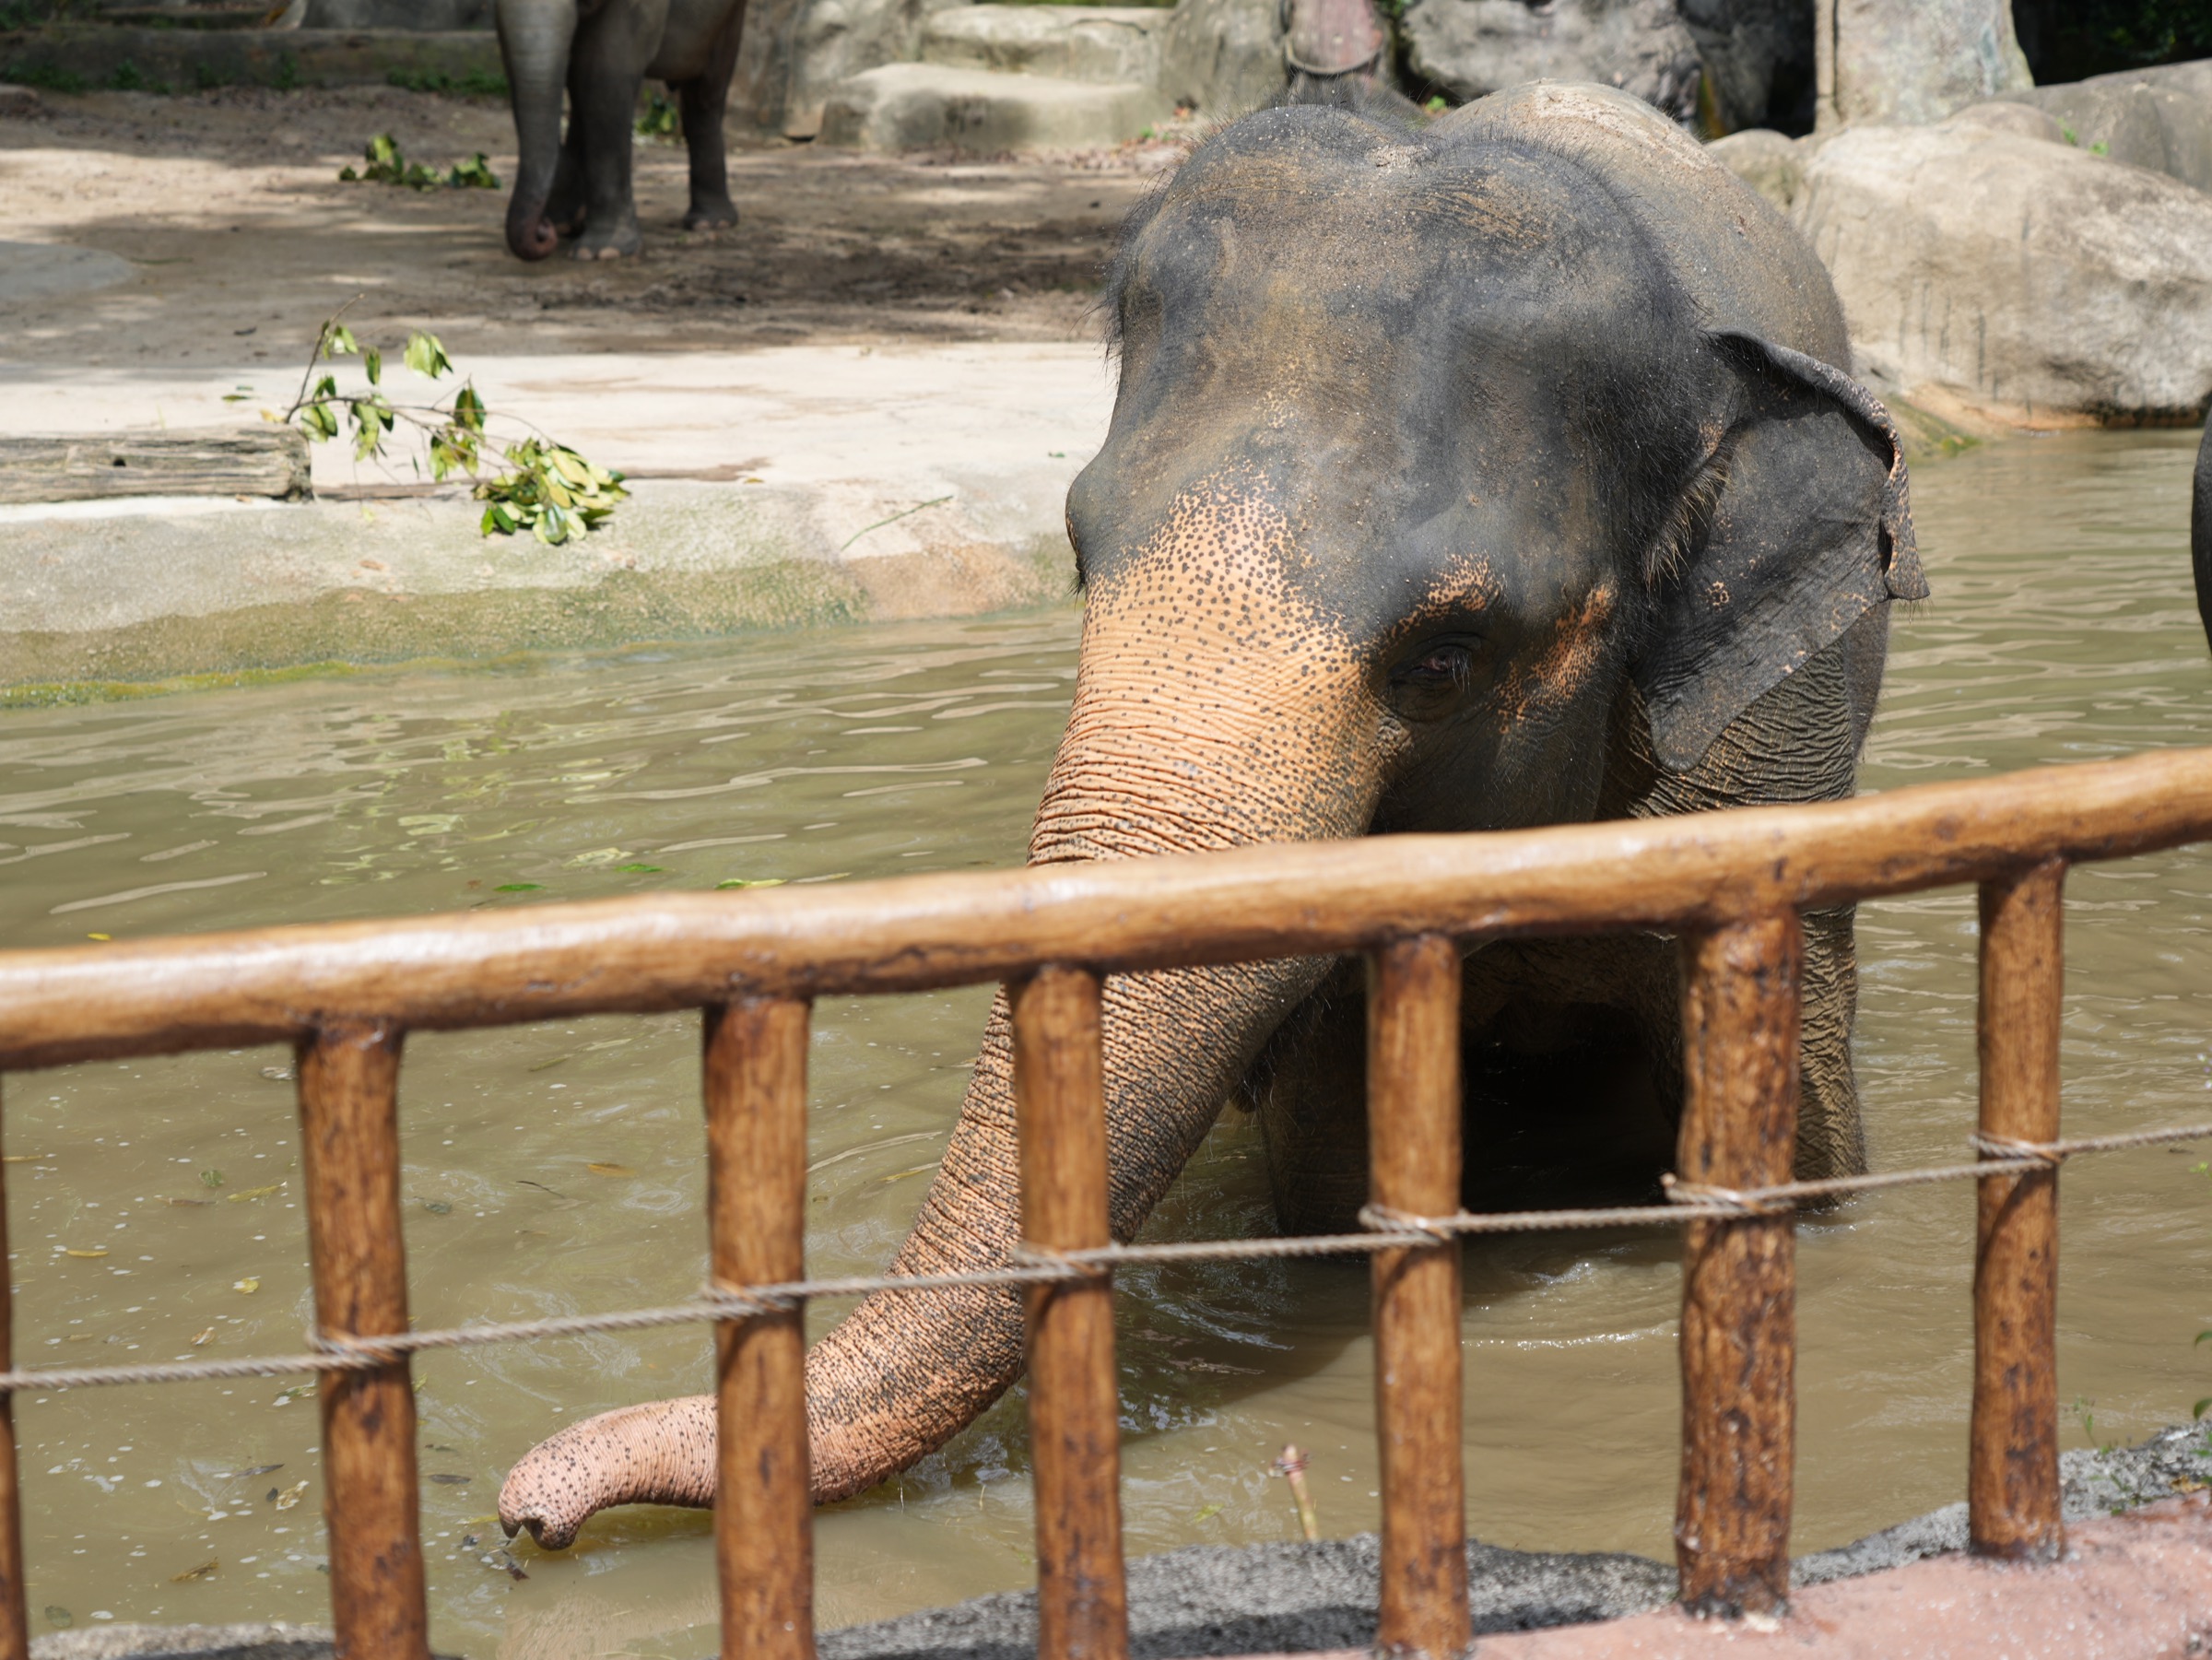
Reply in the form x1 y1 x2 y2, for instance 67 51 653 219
493 882 542 892
617 863 663 873
715 877 784 889
325 324 358 359
2196 1331 2212 1346
200 1169 224 1189
404 332 453 379
480 502 515 536
2198 1397 2211 1421
451 383 485 430
363 347 382 386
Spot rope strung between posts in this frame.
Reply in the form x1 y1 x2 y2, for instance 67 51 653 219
4 1120 2206 1395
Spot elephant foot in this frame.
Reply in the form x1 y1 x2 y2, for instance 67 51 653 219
683 201 739 233
570 239 641 262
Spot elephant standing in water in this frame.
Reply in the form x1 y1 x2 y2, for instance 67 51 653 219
500 81 1926 1544
495 0 746 260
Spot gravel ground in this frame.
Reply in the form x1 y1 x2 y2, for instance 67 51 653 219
817 1424 2212 1660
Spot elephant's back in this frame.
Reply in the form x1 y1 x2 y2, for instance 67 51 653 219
1438 83 1851 371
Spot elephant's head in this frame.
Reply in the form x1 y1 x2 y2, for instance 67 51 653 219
497 86 1924 1545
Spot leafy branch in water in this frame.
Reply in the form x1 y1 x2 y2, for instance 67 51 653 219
282 305 627 545
339 133 500 192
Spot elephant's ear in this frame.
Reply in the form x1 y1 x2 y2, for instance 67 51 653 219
1631 332 1927 774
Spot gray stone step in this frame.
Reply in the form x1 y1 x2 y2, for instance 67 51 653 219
918 5 1168 88
819 61 1167 151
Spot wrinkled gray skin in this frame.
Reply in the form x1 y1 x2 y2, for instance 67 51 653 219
499 82 1927 1548
496 0 745 259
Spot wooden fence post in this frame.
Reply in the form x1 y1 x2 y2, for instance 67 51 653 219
297 1020 429 1660
1971 860 2065 1560
1013 965 1126 1660
0 1081 28 1660
1676 912 1801 1618
705 997 818 1660
1367 936 1467 1660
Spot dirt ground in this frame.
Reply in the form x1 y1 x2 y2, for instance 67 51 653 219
0 81 1184 371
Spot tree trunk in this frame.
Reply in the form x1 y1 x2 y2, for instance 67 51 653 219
1816 0 2032 130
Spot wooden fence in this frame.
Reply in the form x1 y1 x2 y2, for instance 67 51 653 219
3 746 2212 1660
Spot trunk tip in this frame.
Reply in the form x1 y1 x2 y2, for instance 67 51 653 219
506 211 559 262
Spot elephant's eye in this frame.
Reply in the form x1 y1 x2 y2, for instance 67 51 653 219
1387 642 1475 722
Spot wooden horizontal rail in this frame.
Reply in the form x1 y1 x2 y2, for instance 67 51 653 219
5 748 2212 1072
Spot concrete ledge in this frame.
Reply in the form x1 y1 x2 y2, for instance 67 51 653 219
820 63 1168 152
0 343 1109 700
0 485 1070 701
919 7 1171 88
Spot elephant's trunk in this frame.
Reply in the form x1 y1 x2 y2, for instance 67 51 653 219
496 0 573 260
500 499 1388 1544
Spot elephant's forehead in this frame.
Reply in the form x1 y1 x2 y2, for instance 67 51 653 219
1133 132 1651 316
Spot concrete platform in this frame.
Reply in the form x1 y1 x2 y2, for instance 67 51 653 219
918 6 1170 88
819 62 1168 152
0 343 1112 697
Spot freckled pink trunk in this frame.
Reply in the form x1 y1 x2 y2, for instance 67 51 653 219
501 515 1383 1545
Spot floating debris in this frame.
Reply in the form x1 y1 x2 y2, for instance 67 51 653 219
429 1473 471 1486
273 1479 310 1511
64 1248 108 1260
585 1162 634 1179
169 1560 218 1583
1273 1444 1320 1543
232 1277 260 1295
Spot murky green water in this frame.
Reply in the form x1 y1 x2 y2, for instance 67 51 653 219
1 430 2210 1657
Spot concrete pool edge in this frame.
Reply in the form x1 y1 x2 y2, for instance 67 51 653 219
814 1424 2212 1659
0 483 1077 701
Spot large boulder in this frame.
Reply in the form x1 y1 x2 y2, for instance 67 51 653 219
1678 0 1813 133
1792 121 2212 424
2000 61 2212 195
1705 126 1803 210
1821 0 2030 128
1399 0 1700 122
735 0 970 138
1158 0 1285 117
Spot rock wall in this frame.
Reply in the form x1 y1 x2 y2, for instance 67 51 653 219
1820 0 2031 128
1792 113 2212 424
1158 0 1283 118
1400 0 1700 119
2001 59 2212 194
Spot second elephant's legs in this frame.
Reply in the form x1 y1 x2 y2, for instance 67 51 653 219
567 0 665 257
675 1 744 231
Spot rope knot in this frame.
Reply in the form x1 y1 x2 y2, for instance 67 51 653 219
1660 1174 1794 1217
1008 1244 1107 1281
1971 1132 2065 1168
1356 1202 1460 1242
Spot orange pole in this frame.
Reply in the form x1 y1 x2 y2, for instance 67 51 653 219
1014 966 1127 1660
1368 935 1468 1660
705 997 818 1660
